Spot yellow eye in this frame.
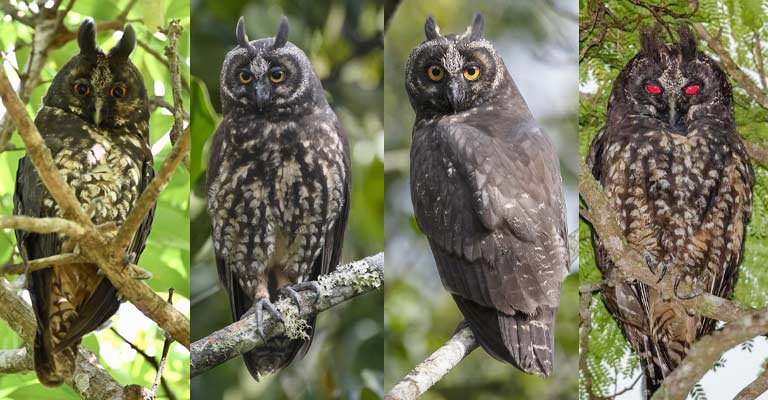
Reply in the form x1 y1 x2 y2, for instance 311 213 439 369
426 65 444 82
269 67 286 83
239 71 253 84
463 65 480 81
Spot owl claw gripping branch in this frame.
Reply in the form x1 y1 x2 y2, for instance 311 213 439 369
205 16 351 380
13 17 155 386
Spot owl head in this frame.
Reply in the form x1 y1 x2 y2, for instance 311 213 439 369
405 13 509 117
608 25 734 132
220 16 326 117
44 17 149 132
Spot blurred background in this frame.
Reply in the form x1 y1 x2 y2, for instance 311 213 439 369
0 0 190 399
384 0 579 399
189 0 384 399
579 1 768 399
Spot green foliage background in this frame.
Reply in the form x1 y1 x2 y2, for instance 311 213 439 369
579 1 768 398
189 0 384 399
0 1 190 399
384 1 579 399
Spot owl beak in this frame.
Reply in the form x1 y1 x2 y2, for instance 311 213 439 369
255 81 270 110
94 97 104 126
447 80 464 112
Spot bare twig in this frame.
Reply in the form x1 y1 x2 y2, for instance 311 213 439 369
652 309 768 400
0 216 86 239
0 253 85 275
734 367 768 400
580 290 596 399
162 19 189 167
152 289 176 400
386 325 477 400
191 253 384 377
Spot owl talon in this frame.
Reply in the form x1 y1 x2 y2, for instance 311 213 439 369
674 275 701 300
289 281 322 304
250 297 283 339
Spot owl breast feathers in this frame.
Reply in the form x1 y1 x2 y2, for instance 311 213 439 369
407 13 569 376
13 17 154 387
588 26 754 398
205 16 350 380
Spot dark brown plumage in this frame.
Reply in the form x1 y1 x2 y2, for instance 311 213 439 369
206 17 350 379
13 18 153 386
407 14 569 376
587 26 754 398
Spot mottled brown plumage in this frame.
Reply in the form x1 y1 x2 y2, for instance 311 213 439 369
13 18 153 386
206 17 350 379
587 26 754 398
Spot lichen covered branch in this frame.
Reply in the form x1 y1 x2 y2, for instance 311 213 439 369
190 253 384 378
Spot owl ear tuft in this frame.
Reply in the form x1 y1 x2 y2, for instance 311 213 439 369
678 24 697 62
468 13 484 41
236 16 255 54
108 25 136 60
273 16 289 49
640 26 665 62
77 17 98 57
425 15 440 40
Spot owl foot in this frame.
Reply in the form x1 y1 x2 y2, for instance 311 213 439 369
278 281 322 315
245 297 283 339
673 275 701 300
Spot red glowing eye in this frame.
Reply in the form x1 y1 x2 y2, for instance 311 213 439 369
645 83 662 95
684 84 700 95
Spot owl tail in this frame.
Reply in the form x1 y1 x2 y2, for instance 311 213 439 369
241 317 315 380
452 295 556 377
33 331 77 387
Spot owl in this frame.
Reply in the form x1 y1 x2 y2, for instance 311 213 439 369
13 18 154 386
406 14 569 376
205 16 350 379
587 26 754 397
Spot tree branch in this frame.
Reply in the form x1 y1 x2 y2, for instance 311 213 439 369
0 277 152 399
385 325 477 400
0 348 33 374
652 309 768 400
386 230 579 399
190 253 383 378
579 159 753 324
0 215 87 239
0 253 85 275
734 366 768 400
692 22 768 110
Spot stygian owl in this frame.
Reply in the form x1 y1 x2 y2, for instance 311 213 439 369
206 16 350 379
13 18 154 386
587 26 754 398
407 14 569 376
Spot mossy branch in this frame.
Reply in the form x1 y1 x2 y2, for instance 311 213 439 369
190 253 384 378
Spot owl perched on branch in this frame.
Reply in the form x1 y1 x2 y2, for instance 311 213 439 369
587 26 754 397
13 18 154 386
206 16 350 379
407 13 569 376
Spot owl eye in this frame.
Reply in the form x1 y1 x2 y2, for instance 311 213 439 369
239 71 253 84
269 66 286 83
684 84 701 96
110 86 126 98
73 83 91 96
645 83 663 95
463 65 481 81
426 65 444 82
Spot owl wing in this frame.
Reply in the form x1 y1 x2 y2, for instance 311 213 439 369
415 120 568 314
